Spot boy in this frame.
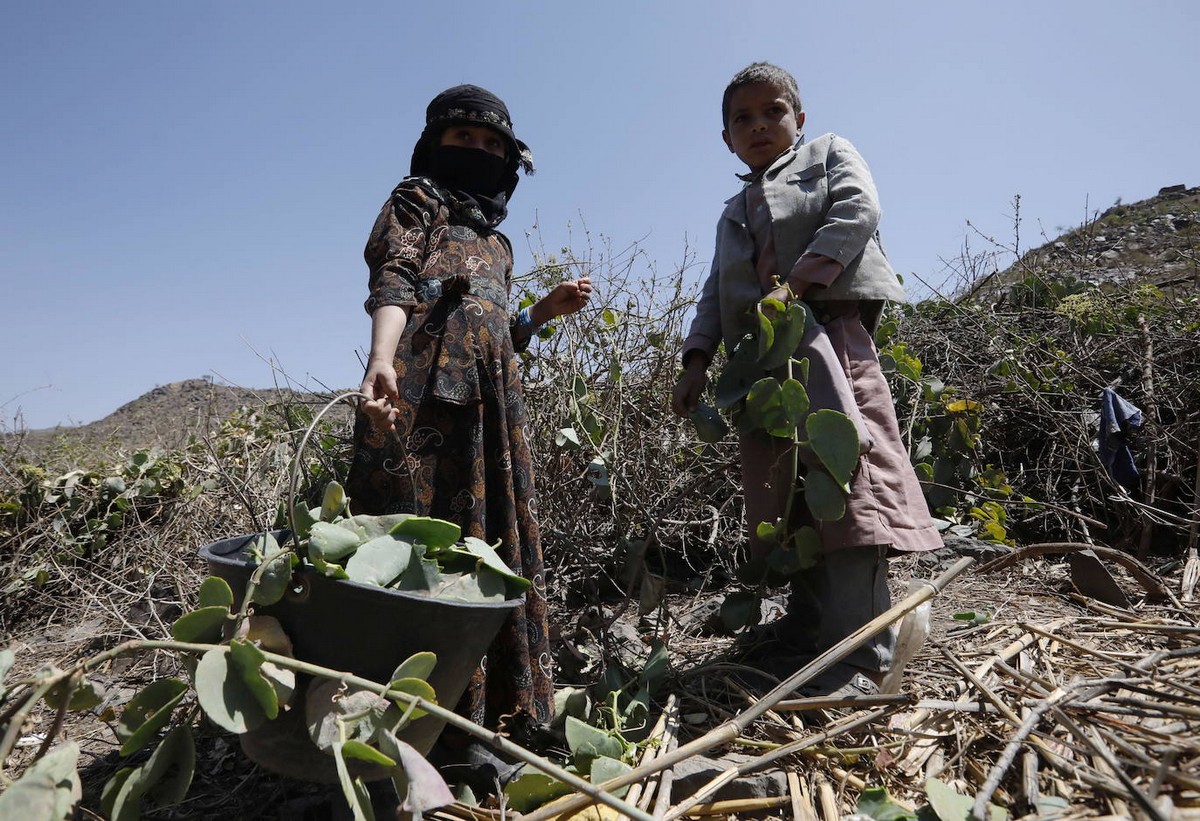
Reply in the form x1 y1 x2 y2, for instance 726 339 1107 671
671 62 942 697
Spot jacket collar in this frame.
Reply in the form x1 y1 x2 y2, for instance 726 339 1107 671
723 134 807 225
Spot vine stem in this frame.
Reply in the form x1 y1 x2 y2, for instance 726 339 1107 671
1 635 655 821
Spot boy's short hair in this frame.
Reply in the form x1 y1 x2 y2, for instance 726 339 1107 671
721 62 802 127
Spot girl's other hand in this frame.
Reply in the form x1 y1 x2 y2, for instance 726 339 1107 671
360 360 399 432
537 277 593 321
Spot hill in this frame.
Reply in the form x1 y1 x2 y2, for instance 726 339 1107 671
962 182 1199 301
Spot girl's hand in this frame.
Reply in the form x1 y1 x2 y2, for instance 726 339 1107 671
360 359 399 432
534 277 593 323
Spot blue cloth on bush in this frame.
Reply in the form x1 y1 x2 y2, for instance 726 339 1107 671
1097 387 1143 493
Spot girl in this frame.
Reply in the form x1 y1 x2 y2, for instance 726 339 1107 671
346 84 591 731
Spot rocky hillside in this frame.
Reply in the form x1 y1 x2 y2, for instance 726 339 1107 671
966 182 1199 300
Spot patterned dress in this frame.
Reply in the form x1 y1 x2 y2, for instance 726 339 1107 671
345 178 553 729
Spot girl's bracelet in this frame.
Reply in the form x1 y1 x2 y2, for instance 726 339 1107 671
517 306 545 334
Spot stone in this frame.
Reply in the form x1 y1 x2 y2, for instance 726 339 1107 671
1158 184 1187 195
670 752 790 801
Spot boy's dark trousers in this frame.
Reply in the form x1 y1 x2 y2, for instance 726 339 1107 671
779 544 895 678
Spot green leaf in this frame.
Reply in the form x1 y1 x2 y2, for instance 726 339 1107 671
460 536 532 592
390 652 437 683
755 519 780 544
688 403 729 443
170 606 229 644
193 648 268 734
431 569 507 602
394 555 441 592
291 503 318 540
198 576 234 609
310 521 364 561
0 741 80 821
804 470 847 522
116 679 189 757
386 677 435 722
378 730 456 813
924 777 1006 821
758 300 811 371
589 756 632 798
253 548 294 606
44 675 105 711
720 591 762 632
856 785 917 820
101 768 137 820
792 526 822 570
638 640 670 695
341 739 396 767
332 742 377 821
228 639 281 720
320 481 347 522
139 723 196 809
341 513 413 541
503 770 572 814
388 516 461 550
755 305 776 361
345 535 414 587
714 341 762 409
564 716 625 768
806 409 860 489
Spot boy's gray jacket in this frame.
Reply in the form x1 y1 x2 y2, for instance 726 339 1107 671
688 133 907 355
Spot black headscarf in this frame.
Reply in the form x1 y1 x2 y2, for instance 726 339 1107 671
409 84 534 229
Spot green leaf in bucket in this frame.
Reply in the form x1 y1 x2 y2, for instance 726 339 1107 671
432 569 507 603
116 679 189 757
460 536 532 592
319 481 347 522
309 521 363 561
389 516 461 550
342 513 413 541
345 535 414 587
253 549 294 606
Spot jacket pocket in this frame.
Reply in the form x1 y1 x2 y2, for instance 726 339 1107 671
787 162 826 185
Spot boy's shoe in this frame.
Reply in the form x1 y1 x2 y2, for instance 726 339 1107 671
794 663 880 699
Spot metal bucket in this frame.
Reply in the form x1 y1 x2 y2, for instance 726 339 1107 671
199 532 521 782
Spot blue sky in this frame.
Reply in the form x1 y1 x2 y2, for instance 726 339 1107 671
3 1 1197 430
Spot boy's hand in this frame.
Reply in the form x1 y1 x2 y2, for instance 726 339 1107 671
671 359 709 418
360 360 399 432
534 277 593 323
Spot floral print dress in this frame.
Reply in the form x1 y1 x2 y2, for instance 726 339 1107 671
345 178 553 730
